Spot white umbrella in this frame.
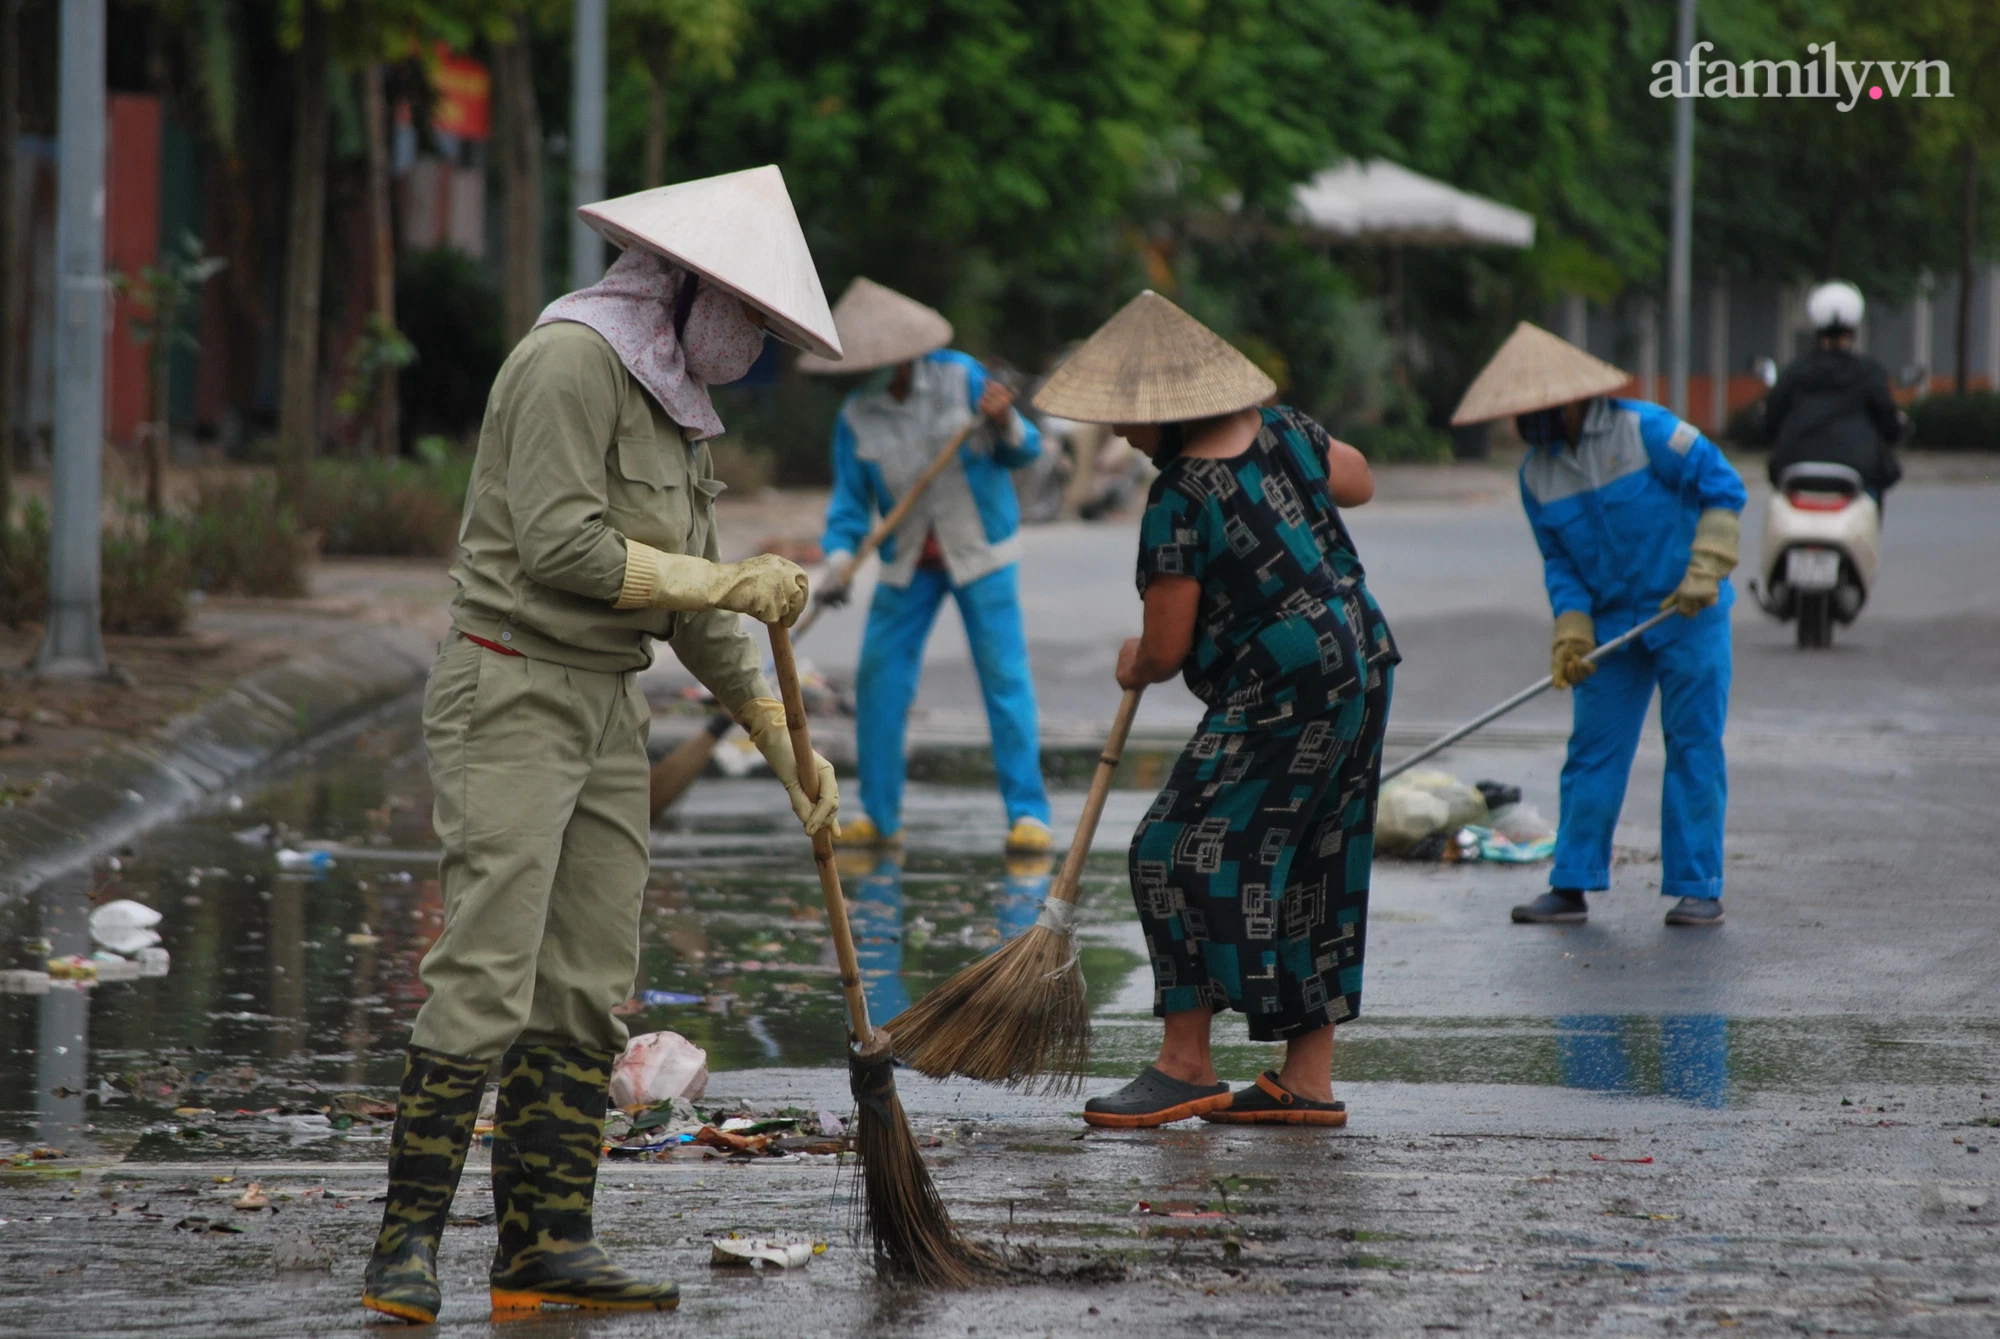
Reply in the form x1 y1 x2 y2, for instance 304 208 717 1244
1292 159 1534 249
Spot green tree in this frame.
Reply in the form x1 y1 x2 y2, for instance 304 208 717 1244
616 0 747 189
110 231 227 516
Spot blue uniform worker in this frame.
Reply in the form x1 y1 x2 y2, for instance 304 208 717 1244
820 348 1054 849
1516 396 1746 924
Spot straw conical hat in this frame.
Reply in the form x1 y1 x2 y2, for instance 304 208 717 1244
1031 291 1275 424
1450 321 1630 425
795 278 953 374
578 165 842 360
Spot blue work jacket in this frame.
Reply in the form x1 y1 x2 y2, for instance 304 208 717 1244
822 350 1041 589
1520 398 1747 645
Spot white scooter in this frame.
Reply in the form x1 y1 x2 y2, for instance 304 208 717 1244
1751 461 1880 648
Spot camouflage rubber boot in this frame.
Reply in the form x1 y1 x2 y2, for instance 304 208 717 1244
487 1043 680 1314
361 1046 490 1324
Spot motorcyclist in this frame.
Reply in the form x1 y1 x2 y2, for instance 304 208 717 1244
1764 281 1904 504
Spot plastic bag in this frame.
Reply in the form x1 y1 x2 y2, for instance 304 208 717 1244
1456 825 1558 864
609 1031 710 1109
1377 771 1489 855
1487 800 1555 844
89 899 163 954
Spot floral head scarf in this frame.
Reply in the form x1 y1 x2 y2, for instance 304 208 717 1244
534 248 764 440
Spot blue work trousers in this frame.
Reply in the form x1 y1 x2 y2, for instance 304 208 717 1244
855 563 1050 837
1552 615 1730 900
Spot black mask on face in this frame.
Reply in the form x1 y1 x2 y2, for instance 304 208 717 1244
1515 407 1567 448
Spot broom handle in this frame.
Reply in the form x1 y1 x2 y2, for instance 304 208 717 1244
794 418 981 640
1379 608 1676 783
1047 687 1143 908
768 622 874 1043
652 417 987 818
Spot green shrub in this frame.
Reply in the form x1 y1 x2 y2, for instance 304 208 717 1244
296 450 471 557
1344 420 1454 464
101 509 194 635
1 479 314 635
1909 392 2000 451
399 246 507 442
185 474 314 597
0 500 50 627
0 500 193 635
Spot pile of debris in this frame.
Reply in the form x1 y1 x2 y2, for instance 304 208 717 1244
1377 774 1557 863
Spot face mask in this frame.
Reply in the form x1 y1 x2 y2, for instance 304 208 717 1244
681 281 766 385
1515 407 1566 447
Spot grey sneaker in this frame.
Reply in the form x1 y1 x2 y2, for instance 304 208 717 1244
1511 889 1588 924
1665 896 1724 926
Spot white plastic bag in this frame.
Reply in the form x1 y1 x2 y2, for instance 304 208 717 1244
609 1031 710 1109
1376 771 1490 855
89 899 163 954
1488 800 1555 844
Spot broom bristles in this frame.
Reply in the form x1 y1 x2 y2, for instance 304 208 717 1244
882 923 1090 1094
850 1033 991 1287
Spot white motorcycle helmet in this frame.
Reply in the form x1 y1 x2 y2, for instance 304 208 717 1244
1806 281 1865 334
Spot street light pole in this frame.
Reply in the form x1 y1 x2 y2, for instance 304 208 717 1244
1666 0 1697 419
36 0 107 678
569 0 607 292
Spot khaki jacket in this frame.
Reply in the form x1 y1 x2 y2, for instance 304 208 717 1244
448 321 769 710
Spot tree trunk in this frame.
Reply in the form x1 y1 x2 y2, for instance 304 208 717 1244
1956 140 1977 397
276 3 331 497
643 47 669 188
0 0 17 546
362 62 399 459
494 18 542 344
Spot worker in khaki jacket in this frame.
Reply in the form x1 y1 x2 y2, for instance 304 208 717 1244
362 167 844 1325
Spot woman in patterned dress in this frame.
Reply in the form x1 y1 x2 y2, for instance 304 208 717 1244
1033 292 1398 1128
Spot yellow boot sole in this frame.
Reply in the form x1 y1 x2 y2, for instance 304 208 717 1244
490 1288 680 1315
361 1295 437 1325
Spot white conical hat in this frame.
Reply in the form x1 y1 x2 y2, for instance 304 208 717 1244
1450 321 1631 425
578 165 842 360
795 278 953 374
1031 291 1275 424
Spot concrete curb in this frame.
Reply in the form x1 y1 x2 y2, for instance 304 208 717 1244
0 626 433 904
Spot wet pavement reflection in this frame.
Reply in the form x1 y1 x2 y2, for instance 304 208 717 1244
4 703 1997 1167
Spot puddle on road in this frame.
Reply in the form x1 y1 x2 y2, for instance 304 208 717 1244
4 703 1995 1162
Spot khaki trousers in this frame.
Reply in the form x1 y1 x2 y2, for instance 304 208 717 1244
410 634 650 1060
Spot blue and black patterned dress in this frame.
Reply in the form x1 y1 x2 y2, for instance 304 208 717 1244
1130 405 1399 1041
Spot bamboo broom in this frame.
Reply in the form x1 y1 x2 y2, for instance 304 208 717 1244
766 621 989 1287
649 416 982 821
883 686 1144 1093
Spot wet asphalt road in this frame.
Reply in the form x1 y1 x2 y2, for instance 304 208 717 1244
3 480 1998 1335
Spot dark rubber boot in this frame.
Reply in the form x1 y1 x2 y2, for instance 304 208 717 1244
361 1046 489 1324
488 1044 680 1314
1665 896 1724 926
1511 888 1588 924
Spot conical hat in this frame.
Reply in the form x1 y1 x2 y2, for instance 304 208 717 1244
795 278 953 374
578 165 842 360
1450 321 1631 425
1031 291 1276 424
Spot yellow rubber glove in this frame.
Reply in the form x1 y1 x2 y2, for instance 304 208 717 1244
1551 610 1598 690
614 542 808 627
1660 509 1740 618
736 697 841 836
